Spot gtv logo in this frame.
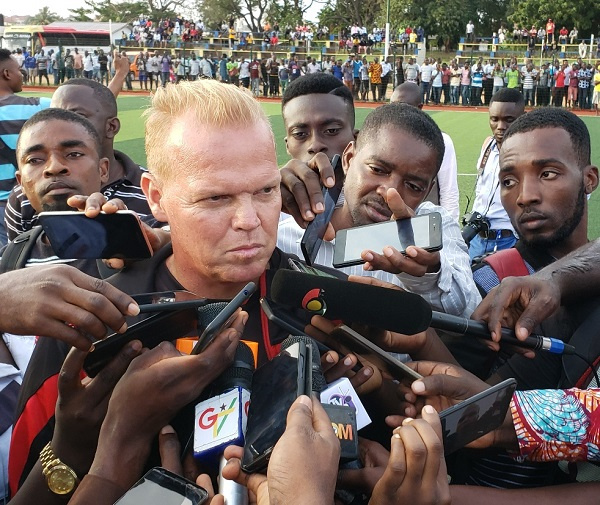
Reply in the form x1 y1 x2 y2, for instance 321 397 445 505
198 397 238 437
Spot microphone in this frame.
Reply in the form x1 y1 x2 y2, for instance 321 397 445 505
193 342 254 505
429 311 577 355
272 270 574 356
271 270 432 335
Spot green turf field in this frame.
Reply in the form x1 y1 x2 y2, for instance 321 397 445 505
23 91 600 239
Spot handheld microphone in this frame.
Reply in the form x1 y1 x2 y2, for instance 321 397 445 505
271 270 432 335
429 312 577 355
193 342 254 505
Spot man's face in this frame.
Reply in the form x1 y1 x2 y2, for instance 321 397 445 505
499 128 597 253
51 85 113 146
145 119 281 293
5 56 23 93
283 94 355 162
16 120 108 212
488 101 524 146
341 126 437 226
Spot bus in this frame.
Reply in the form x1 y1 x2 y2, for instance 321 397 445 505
3 25 111 55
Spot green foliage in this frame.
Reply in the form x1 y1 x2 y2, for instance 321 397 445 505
68 7 95 21
195 0 268 33
27 7 63 25
84 0 185 23
317 0 383 31
507 0 600 35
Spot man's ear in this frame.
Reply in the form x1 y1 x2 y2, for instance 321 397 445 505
342 141 356 176
99 157 110 184
106 117 121 140
141 173 168 223
584 165 599 194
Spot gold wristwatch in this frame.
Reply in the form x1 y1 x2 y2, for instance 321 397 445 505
40 442 79 495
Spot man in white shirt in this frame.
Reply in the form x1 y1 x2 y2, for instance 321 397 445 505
419 58 434 104
189 53 201 80
380 56 392 101
468 88 525 260
403 57 420 83
466 21 475 42
307 57 320 74
391 82 460 221
278 73 479 317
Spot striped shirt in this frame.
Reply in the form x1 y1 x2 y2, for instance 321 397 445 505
4 150 157 241
277 201 480 318
0 95 51 201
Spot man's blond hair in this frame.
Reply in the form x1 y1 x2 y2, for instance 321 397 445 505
144 80 273 180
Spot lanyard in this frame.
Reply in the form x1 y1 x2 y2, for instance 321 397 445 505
259 271 280 360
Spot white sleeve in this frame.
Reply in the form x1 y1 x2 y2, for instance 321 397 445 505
437 133 460 221
394 203 481 317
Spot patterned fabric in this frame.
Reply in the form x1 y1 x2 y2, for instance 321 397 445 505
368 63 383 84
512 388 600 462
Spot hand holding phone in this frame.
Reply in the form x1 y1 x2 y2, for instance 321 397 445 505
333 212 442 269
38 210 152 260
192 282 257 355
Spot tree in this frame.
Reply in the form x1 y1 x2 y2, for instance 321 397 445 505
317 0 383 32
507 0 600 36
69 7 94 22
195 0 268 33
84 0 190 23
27 6 62 25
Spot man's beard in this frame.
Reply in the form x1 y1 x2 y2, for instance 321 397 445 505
520 183 586 251
41 196 73 212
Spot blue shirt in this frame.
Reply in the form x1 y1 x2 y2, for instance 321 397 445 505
472 69 484 87
353 61 361 78
0 95 51 201
332 64 343 80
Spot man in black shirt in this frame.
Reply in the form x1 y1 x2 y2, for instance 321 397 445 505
5 78 157 241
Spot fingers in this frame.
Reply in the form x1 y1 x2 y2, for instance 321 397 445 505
347 274 401 291
159 425 183 475
410 373 485 402
310 396 338 439
385 188 414 220
362 247 439 277
58 346 90 397
86 340 142 399
285 394 313 429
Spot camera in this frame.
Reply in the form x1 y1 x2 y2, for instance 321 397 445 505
461 212 490 245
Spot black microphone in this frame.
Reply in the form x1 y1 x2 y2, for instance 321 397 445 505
271 270 432 335
193 342 255 505
430 311 577 355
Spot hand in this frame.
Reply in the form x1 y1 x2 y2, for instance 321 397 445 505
67 193 170 269
113 49 131 75
280 153 338 230
51 340 143 477
337 438 389 494
471 275 561 347
158 425 225 505
370 406 451 505
306 316 382 394
361 189 440 276
223 396 340 505
89 312 245 490
0 265 139 350
386 361 497 451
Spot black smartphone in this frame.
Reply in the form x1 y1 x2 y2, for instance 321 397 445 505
241 341 311 473
191 282 257 355
328 324 423 382
440 378 517 456
260 297 308 337
38 210 153 259
114 467 209 505
288 257 336 278
333 212 443 268
83 308 199 378
300 154 344 265
135 290 210 313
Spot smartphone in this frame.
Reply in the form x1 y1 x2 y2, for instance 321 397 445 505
260 297 308 337
300 154 344 265
135 290 209 313
288 258 336 278
114 467 209 505
38 210 153 260
440 378 517 456
191 282 257 355
83 308 199 378
333 212 443 268
241 341 311 473
328 324 423 382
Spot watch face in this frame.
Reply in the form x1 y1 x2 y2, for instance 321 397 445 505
48 466 77 494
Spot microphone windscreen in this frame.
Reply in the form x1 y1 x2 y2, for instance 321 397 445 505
271 270 432 335
212 341 255 393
